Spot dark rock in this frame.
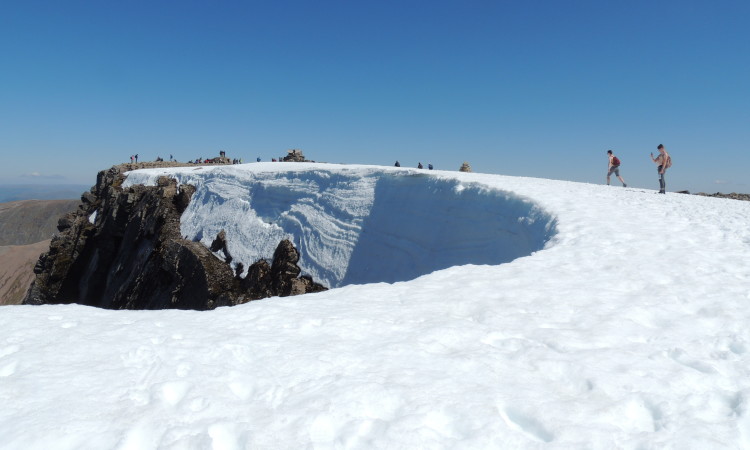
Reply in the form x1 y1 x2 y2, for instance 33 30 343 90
210 230 233 264
234 262 244 279
242 259 273 299
271 240 302 295
81 191 97 205
24 164 327 310
56 212 78 232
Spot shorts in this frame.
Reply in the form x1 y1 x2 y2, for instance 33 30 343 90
608 165 620 177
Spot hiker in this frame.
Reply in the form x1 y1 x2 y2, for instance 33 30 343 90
606 150 627 187
169 154 173 161
135 154 139 163
130 155 134 163
428 163 433 170
394 161 400 167
651 144 671 194
417 162 423 169
257 157 261 162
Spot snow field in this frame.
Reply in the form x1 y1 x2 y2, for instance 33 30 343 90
1 163 749 448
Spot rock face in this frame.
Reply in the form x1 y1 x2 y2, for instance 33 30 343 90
24 165 326 310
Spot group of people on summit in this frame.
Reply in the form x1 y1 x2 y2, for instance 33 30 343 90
607 144 672 194
128 145 673 193
394 161 433 170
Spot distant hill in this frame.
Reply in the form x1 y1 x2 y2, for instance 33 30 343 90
0 184 89 203
0 199 80 305
0 199 80 246
0 240 51 305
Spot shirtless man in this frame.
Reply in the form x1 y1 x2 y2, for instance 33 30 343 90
606 150 627 187
650 144 671 194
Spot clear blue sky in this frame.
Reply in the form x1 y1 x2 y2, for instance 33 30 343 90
1 0 748 193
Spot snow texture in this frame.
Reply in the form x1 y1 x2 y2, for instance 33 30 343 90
122 164 555 288
1 163 750 449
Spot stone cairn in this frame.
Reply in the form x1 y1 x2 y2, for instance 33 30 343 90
459 161 472 173
282 149 307 162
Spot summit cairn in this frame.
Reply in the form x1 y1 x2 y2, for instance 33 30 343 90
282 149 307 162
459 161 472 173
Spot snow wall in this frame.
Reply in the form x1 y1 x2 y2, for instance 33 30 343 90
125 167 557 288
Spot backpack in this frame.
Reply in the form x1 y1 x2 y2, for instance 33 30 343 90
612 156 621 166
665 155 672 168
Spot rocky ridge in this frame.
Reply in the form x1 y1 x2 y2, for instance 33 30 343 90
24 164 326 310
694 192 750 202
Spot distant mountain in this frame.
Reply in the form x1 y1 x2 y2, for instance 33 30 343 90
0 199 79 305
0 184 89 203
0 199 80 246
0 240 51 305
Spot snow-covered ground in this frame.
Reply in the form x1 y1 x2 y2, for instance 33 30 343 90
2 163 749 449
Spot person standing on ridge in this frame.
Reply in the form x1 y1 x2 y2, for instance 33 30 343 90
606 150 626 187
651 144 671 194
394 161 400 167
135 154 139 163
417 162 423 169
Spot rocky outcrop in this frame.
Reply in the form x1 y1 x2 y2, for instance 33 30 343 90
695 192 750 202
24 165 326 310
281 149 315 162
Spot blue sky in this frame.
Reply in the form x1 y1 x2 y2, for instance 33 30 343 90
1 0 748 193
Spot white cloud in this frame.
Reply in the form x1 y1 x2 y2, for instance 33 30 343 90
20 172 65 180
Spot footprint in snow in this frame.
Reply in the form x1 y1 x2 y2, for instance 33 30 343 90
0 360 18 377
153 380 192 407
499 407 554 443
669 348 717 374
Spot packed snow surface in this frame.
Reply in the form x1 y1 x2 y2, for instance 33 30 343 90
2 163 750 449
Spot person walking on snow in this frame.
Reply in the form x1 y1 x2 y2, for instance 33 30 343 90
651 144 671 194
606 150 626 187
